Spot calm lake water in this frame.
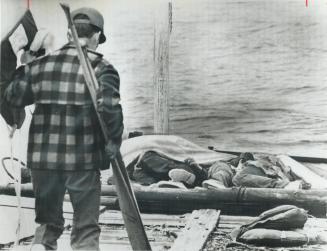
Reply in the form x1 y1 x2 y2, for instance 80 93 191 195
1 0 327 163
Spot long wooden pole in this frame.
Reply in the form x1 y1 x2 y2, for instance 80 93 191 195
2 183 327 217
60 4 151 250
99 185 327 217
209 148 327 164
154 1 172 134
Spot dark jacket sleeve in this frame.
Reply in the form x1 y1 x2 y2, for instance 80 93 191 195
96 62 124 144
3 64 34 107
1 65 33 128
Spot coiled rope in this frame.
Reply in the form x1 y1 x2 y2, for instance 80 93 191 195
2 157 26 182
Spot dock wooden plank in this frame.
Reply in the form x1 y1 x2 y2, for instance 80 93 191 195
99 210 187 226
170 209 220 251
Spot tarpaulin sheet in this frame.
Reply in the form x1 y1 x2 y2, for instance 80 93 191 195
120 135 234 167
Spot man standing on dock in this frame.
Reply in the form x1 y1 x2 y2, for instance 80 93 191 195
3 7 123 250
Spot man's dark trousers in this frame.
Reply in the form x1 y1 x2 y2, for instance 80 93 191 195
31 169 101 250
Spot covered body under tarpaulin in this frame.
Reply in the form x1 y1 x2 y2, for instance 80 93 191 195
118 135 327 190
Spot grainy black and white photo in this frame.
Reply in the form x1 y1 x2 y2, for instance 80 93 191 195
1 0 327 250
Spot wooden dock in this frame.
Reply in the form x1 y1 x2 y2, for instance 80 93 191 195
2 208 327 251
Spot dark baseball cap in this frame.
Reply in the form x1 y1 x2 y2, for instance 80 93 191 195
71 7 106 44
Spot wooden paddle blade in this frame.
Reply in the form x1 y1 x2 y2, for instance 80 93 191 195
60 3 73 27
111 154 151 250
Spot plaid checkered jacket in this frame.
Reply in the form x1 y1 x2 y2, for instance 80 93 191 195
4 43 123 170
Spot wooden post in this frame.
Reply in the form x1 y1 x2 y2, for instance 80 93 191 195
153 0 172 134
